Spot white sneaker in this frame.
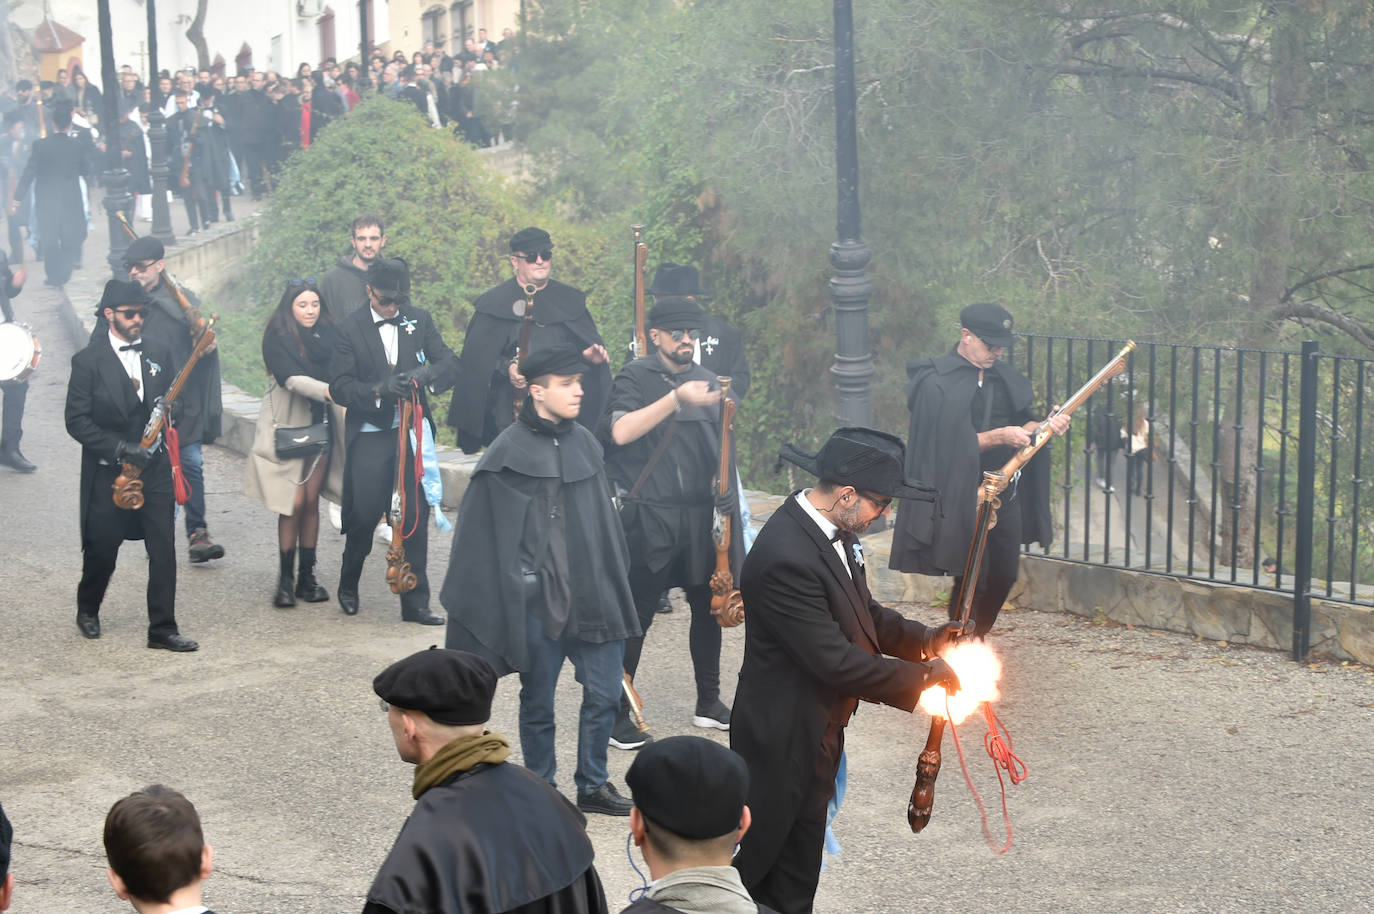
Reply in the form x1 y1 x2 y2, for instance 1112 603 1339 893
374 520 391 543
328 501 343 531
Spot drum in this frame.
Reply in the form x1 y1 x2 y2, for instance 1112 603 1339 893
0 321 40 382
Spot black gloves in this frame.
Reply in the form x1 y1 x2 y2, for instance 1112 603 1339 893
715 487 736 516
925 658 962 695
404 363 438 387
922 620 964 658
115 440 156 468
373 374 414 398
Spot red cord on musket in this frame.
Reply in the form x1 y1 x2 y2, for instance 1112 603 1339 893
946 697 1026 855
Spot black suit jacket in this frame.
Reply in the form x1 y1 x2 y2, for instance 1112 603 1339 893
65 335 175 538
731 494 942 884
329 304 459 449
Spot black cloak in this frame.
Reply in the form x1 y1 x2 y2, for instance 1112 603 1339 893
447 277 611 453
441 403 640 677
361 761 606 914
888 350 1053 576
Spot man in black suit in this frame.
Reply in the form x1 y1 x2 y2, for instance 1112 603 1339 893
730 428 962 914
330 257 459 624
104 785 218 914
10 101 93 287
65 281 197 651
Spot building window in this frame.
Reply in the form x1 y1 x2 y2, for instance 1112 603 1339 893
422 6 444 47
450 0 472 50
319 7 336 62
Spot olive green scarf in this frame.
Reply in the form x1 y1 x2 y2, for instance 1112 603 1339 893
412 731 512 799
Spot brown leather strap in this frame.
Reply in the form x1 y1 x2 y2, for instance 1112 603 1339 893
628 418 676 500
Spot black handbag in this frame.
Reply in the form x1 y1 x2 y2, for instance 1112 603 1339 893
274 415 330 459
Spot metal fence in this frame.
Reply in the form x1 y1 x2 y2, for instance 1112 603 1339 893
1013 335 1374 660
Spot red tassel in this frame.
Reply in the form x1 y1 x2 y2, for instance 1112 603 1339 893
166 424 191 505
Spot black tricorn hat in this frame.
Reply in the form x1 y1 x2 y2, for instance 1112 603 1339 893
648 262 712 299
779 427 937 501
97 279 150 313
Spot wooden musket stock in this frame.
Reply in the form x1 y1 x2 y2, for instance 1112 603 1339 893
622 672 649 732
631 225 648 359
908 341 1135 834
385 398 419 595
112 316 219 509
710 377 745 627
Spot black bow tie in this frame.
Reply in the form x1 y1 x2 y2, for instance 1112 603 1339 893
119 342 143 352
829 529 844 544
375 316 401 327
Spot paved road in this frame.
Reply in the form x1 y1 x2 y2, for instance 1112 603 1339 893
2 224 1372 914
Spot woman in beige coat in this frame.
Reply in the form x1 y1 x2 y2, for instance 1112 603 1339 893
242 279 345 606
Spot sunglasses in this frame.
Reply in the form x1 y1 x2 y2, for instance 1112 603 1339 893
857 490 893 511
126 259 159 272
287 276 318 289
113 307 148 319
516 250 553 264
664 328 701 342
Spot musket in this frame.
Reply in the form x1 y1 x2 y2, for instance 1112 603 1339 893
622 672 649 733
385 397 419 595
908 340 1135 834
512 282 537 418
114 211 211 342
35 97 46 139
710 376 745 627
112 316 219 509
630 225 647 359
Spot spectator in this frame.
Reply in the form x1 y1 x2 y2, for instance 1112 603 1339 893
187 90 235 224
53 67 76 103
72 70 102 122
479 28 498 58
320 212 387 313
103 786 216 914
238 70 275 197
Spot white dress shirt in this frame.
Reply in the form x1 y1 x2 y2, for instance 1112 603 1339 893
795 489 850 578
109 329 144 401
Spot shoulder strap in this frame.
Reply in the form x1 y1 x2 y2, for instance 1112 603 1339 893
627 419 676 499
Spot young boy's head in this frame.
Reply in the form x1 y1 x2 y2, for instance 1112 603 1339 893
104 786 211 909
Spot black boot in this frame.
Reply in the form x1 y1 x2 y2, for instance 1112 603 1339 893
274 548 296 607
295 547 329 602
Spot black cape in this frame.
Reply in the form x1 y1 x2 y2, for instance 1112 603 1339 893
362 760 606 914
448 278 611 453
888 351 1052 576
441 404 640 677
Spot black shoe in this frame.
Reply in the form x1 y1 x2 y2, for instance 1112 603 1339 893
274 574 296 607
577 782 633 817
76 613 101 639
148 632 199 652
609 712 652 750
338 587 359 615
656 592 673 614
0 447 36 472
401 607 445 625
692 698 731 731
188 529 225 563
296 575 329 602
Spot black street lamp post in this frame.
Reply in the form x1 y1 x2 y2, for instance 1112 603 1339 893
145 0 174 245
828 0 874 426
99 0 134 276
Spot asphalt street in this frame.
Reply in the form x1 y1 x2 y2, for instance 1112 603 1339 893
1 237 1372 914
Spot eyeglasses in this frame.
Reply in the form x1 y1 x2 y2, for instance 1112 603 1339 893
857 490 892 511
665 328 701 342
113 307 148 319
127 260 159 273
516 250 553 264
287 276 318 289
379 698 390 712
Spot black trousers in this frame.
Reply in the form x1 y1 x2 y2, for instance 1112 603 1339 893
948 483 1023 636
1 379 26 446
740 720 845 914
622 553 720 706
340 429 430 614
78 463 178 637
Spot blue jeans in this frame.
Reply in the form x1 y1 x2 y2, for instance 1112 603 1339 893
176 441 206 535
518 621 624 795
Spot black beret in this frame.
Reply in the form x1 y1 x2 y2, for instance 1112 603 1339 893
373 647 497 726
779 427 937 501
521 345 590 381
647 263 712 299
0 800 10 882
626 736 748 839
960 301 1015 348
97 280 150 313
648 297 706 331
509 226 553 253
366 256 409 301
124 236 165 265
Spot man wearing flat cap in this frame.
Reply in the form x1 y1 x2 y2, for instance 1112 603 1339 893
441 345 641 817
364 647 608 914
731 428 963 914
623 736 776 914
97 235 226 564
65 281 198 651
889 303 1069 637
448 227 612 453
330 256 460 625
601 296 744 746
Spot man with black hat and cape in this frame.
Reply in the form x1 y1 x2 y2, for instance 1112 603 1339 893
441 344 641 818
366 647 608 914
730 428 964 914
601 296 743 747
887 303 1069 638
330 256 460 625
65 280 198 651
448 227 612 453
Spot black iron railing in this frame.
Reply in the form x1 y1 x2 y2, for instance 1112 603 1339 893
1013 335 1372 660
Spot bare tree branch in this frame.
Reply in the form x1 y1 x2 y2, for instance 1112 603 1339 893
1281 262 1374 303
1272 299 1374 351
